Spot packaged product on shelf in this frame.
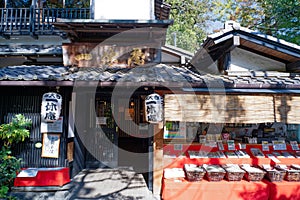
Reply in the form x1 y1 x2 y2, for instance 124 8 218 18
203 164 226 181
225 151 239 158
222 164 245 181
272 151 284 158
234 150 250 158
250 148 265 158
216 151 226 158
240 164 266 181
281 151 295 158
275 164 300 181
183 164 205 182
207 152 220 158
260 164 285 182
188 150 208 158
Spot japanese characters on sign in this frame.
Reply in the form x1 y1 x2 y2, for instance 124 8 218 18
41 92 62 122
41 133 60 158
145 93 163 123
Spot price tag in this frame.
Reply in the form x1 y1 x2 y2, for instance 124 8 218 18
227 140 236 151
217 140 224 151
239 143 246 149
272 140 287 151
291 141 299 151
262 141 269 151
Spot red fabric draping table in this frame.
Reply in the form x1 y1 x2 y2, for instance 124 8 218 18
14 167 70 187
264 180 300 200
162 178 270 200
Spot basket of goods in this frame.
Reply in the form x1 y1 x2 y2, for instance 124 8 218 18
261 164 285 182
275 164 300 181
183 164 205 182
240 164 266 181
203 164 226 181
222 164 245 181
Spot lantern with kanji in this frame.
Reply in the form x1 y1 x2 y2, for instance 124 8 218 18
145 93 163 123
41 92 62 122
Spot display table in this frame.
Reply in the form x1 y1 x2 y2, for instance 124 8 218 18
161 144 300 200
14 167 70 187
162 178 270 200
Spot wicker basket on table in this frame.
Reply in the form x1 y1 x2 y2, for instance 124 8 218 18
183 164 205 182
261 164 285 182
275 164 300 182
240 164 266 181
222 164 245 181
203 164 226 181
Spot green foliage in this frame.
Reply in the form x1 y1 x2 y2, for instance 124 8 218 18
212 0 300 45
212 0 264 28
0 114 31 199
165 0 211 52
0 114 31 148
0 147 21 195
256 0 300 45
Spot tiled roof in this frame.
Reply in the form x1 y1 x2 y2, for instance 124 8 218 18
1 64 300 89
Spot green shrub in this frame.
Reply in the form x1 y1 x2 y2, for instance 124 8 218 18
0 114 31 199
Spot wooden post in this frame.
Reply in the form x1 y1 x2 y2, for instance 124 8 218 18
153 122 164 196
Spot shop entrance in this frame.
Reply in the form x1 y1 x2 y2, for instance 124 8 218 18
81 92 152 187
84 96 118 168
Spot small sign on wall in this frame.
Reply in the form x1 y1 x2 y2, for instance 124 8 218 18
41 133 60 158
41 117 63 133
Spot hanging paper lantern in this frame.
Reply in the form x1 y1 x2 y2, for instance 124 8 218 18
41 92 62 122
145 93 163 123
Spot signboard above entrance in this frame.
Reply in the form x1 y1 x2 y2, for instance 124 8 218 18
62 43 159 68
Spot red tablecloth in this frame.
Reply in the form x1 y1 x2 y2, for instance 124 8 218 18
162 178 270 200
162 178 300 200
264 180 300 200
14 167 70 187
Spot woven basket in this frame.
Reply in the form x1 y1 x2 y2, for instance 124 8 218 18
265 170 285 182
226 171 245 181
241 165 266 182
203 165 226 182
184 164 205 182
206 171 226 181
275 165 300 182
285 170 300 181
222 164 245 181
244 172 265 181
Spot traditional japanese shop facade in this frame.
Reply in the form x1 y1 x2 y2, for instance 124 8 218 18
1 1 300 199
158 23 300 199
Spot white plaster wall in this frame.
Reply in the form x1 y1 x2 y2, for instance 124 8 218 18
229 48 285 71
94 0 154 20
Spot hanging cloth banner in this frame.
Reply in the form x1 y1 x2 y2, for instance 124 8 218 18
41 92 62 122
145 93 164 123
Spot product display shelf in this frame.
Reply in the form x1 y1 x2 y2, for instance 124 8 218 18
162 143 300 200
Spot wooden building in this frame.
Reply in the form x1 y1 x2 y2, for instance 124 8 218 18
1 1 300 199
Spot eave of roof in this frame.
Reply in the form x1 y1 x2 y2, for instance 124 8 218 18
204 27 300 56
1 65 300 91
207 27 300 52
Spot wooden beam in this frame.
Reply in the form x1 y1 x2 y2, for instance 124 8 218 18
287 60 300 72
152 123 164 196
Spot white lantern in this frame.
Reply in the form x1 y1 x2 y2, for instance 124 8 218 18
41 92 62 122
145 93 163 123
